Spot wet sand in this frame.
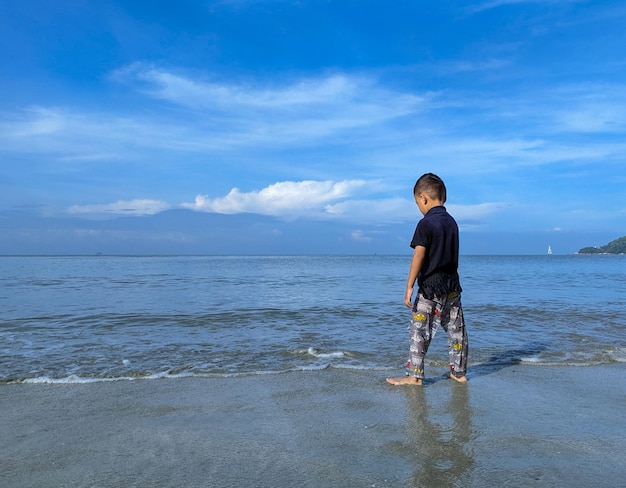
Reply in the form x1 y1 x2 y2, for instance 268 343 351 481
2 364 625 487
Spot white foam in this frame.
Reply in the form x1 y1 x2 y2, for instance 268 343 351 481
332 364 394 371
23 375 132 384
297 363 331 371
607 347 626 363
307 347 346 359
17 368 302 384
519 356 542 363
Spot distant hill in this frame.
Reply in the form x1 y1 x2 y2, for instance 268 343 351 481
578 236 626 254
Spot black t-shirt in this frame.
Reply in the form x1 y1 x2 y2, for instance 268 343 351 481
410 205 462 299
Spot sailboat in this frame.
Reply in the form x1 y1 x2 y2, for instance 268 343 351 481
548 245 553 255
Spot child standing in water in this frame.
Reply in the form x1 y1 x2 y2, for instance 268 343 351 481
387 173 468 386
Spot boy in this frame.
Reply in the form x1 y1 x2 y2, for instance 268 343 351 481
387 173 468 386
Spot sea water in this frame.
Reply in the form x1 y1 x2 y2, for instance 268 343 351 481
1 254 625 383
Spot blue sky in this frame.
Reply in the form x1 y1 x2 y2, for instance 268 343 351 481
1 0 625 255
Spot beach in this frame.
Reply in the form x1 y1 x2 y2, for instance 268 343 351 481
2 363 625 487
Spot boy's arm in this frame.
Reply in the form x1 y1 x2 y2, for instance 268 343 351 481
405 245 426 308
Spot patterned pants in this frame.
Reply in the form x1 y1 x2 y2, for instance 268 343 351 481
406 292 468 379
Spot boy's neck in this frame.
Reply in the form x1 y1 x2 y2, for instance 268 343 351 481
415 192 444 216
422 199 443 214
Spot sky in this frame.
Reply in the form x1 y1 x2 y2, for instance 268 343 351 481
1 0 625 255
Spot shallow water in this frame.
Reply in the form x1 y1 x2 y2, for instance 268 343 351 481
1 254 625 382
2 366 625 488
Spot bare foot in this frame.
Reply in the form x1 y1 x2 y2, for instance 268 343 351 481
446 372 467 383
386 376 423 386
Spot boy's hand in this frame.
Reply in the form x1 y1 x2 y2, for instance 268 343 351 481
404 286 414 308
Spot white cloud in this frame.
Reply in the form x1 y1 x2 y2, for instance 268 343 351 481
435 58 511 75
447 202 508 220
68 199 171 216
115 63 424 111
326 199 507 225
119 66 358 108
325 198 414 223
7 106 67 137
350 230 373 242
0 68 431 162
6 71 626 178
110 65 427 146
552 92 626 134
467 0 582 15
182 179 368 217
467 0 530 13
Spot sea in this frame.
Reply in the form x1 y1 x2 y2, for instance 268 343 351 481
1 254 625 384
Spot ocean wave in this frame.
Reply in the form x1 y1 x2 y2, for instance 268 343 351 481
10 358 621 385
4 340 624 384
12 361 395 384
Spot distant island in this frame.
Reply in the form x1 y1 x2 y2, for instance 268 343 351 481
578 236 626 254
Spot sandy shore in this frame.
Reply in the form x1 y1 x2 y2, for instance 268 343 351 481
2 364 625 487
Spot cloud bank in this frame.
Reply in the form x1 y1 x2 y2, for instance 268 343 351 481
65 179 505 230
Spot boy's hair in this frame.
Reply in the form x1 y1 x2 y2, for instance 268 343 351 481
413 173 447 203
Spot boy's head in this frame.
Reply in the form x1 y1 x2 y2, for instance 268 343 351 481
413 173 446 215
413 173 447 203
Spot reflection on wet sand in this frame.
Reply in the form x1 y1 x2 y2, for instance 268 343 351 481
403 384 475 487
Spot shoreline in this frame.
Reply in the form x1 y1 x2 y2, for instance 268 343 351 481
2 363 625 487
